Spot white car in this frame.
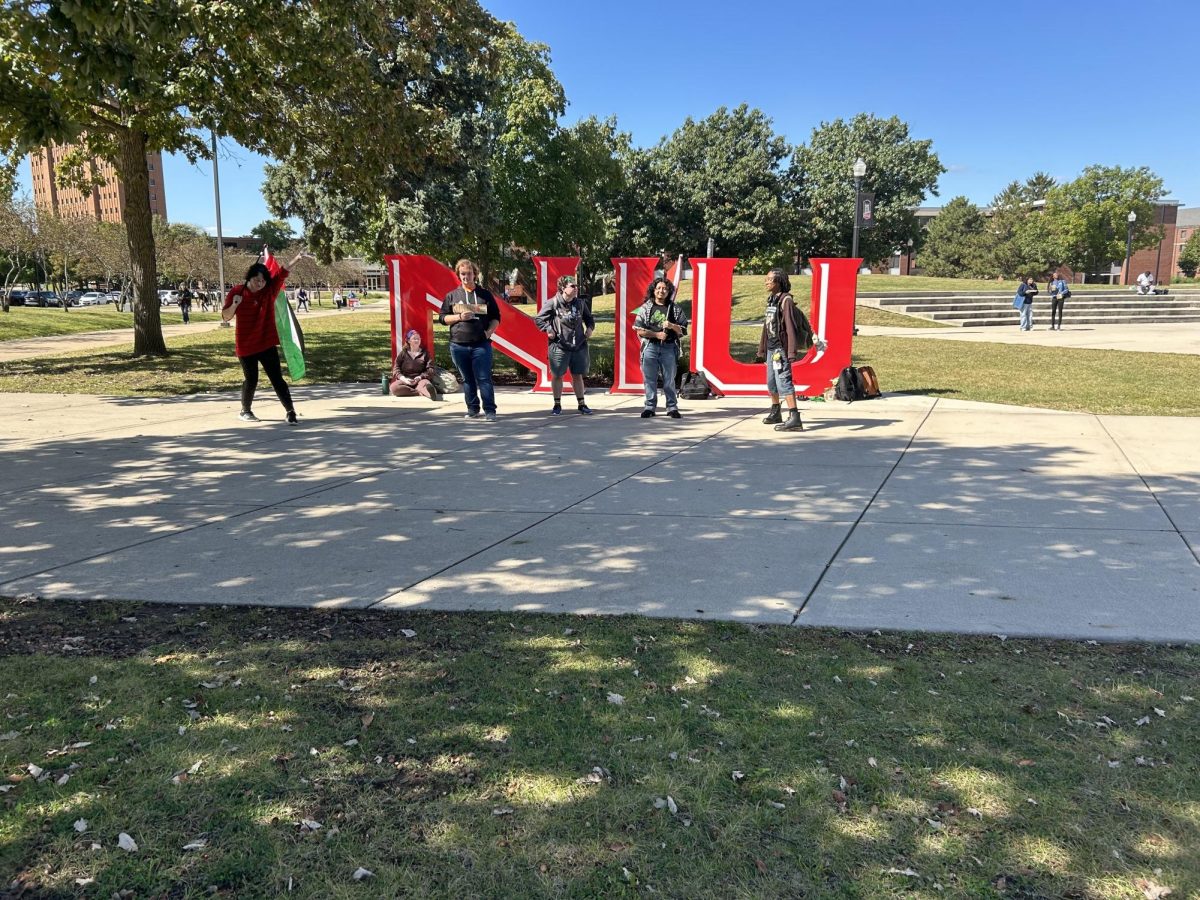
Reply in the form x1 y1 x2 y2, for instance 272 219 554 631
77 291 107 306
158 289 180 306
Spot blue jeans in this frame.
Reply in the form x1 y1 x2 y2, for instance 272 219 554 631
765 348 794 397
1020 302 1033 330
640 342 678 410
450 342 496 414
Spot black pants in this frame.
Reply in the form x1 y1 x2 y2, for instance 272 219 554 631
1050 297 1066 328
239 347 293 413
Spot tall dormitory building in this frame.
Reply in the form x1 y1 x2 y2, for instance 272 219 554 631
29 144 167 223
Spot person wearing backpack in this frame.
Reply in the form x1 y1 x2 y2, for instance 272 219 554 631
1048 272 1070 330
534 275 595 416
633 277 689 418
1015 276 1038 331
754 268 806 432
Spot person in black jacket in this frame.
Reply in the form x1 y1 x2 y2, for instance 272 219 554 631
534 275 595 415
439 258 501 421
632 277 688 418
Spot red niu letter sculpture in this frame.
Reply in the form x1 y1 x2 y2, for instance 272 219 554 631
689 257 858 397
384 255 578 392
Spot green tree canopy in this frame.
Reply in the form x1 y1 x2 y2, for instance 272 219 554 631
917 196 990 278
1042 165 1166 278
1177 230 1200 279
790 113 943 264
249 219 296 251
1 1 496 353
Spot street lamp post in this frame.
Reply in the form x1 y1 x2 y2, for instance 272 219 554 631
1123 210 1136 286
851 158 867 263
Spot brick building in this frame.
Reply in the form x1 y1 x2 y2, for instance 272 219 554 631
1172 207 1199 277
1121 201 1180 287
29 143 167 223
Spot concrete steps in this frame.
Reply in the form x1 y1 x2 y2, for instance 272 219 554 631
860 290 1200 327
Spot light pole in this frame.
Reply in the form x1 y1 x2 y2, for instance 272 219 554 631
1123 210 1136 286
851 158 867 264
211 130 229 325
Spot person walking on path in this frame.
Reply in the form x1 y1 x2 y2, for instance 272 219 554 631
296 287 309 313
389 329 442 401
440 258 501 421
222 248 311 424
1048 272 1071 330
535 275 595 416
633 277 688 418
1016 276 1038 331
177 284 193 324
755 268 805 432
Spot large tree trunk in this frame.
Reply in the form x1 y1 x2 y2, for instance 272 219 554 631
115 128 166 356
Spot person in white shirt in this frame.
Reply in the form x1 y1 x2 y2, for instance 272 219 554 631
1136 271 1154 295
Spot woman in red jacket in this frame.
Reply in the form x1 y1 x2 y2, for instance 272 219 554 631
222 250 309 423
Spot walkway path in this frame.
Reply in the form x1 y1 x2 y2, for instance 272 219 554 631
2 386 1196 641
858 321 1200 355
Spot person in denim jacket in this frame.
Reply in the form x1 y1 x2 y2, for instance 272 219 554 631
633 277 688 418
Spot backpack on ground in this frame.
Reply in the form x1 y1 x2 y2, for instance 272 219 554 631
679 371 722 399
834 365 867 402
858 365 881 398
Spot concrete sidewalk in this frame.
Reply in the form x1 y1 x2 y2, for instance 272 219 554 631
1 386 1197 641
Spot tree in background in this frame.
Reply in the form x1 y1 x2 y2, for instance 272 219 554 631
917 197 990 277
790 114 943 265
249 219 296 251
985 176 1061 278
0 196 38 312
1 0 496 354
1042 165 1165 280
1177 231 1200 279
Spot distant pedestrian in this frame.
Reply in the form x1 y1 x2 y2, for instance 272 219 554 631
177 284 193 324
1016 276 1038 331
296 287 309 312
222 249 311 424
535 275 595 415
333 289 343 309
1048 272 1070 330
633 276 688 418
755 268 804 432
440 258 501 421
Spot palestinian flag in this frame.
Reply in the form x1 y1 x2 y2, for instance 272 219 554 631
262 248 307 380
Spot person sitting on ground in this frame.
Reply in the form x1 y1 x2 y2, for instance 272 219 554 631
1136 271 1154 295
535 275 595 416
754 268 805 432
390 329 442 401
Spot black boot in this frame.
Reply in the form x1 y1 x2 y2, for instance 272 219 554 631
774 408 802 432
762 404 782 425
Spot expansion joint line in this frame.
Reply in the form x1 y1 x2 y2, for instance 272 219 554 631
790 399 940 624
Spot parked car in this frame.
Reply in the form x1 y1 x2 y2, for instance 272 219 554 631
4 289 29 306
77 291 107 306
104 290 123 305
63 290 84 304
26 290 63 307
158 289 180 306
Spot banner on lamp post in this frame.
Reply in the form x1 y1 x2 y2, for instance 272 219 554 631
858 191 877 229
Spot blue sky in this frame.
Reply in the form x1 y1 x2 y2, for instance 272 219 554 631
17 0 1195 235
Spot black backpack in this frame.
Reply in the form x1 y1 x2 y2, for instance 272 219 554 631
834 366 866 402
679 371 720 400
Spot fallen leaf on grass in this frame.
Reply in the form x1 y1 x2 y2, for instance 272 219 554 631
361 713 375 730
1136 878 1172 899
353 867 375 881
867 757 877 767
74 878 95 887
1136 716 1151 726
299 819 322 832
400 629 417 639
26 764 44 779
118 833 138 852
0 731 20 741
1154 708 1166 717
492 807 514 817
755 858 768 875
182 839 207 851
882 867 919 877
967 807 983 818
607 693 625 706
768 801 786 809
73 819 88 833
731 770 745 783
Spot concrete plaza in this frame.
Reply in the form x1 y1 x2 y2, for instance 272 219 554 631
1 384 1197 641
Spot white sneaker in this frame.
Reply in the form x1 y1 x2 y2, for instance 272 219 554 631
239 411 259 422
484 412 498 422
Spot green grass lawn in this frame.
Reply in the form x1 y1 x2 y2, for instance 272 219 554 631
0 306 222 341
1 598 1196 899
2 311 1199 416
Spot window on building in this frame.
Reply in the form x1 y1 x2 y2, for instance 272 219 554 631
149 178 155 185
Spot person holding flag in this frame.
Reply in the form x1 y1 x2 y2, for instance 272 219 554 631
222 246 311 424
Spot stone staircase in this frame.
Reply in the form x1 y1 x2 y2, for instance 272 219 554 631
859 289 1200 326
